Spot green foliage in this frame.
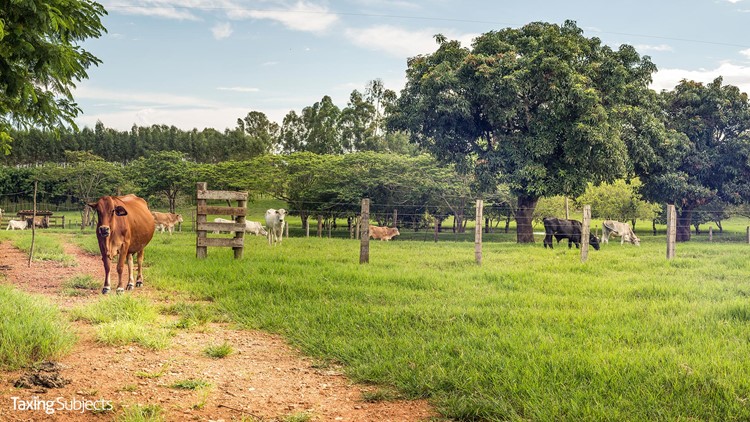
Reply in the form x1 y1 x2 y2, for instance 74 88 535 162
128 151 193 213
638 78 750 239
0 285 76 369
576 178 661 225
391 21 660 241
0 0 106 152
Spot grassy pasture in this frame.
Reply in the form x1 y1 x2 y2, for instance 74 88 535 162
67 230 750 420
4 220 750 420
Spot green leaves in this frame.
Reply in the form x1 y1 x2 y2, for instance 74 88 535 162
0 0 106 151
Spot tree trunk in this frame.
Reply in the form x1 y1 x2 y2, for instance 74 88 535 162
676 207 693 242
515 195 538 243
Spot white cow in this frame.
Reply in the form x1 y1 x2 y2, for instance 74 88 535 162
602 220 640 246
265 208 287 246
212 217 234 234
6 219 27 230
245 220 267 236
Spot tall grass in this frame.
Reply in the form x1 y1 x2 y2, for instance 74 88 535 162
71 295 171 350
0 285 76 369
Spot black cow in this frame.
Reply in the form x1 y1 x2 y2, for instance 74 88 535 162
542 217 600 250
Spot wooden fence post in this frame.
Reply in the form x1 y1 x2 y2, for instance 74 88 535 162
667 204 676 259
317 215 323 238
393 209 398 228
709 226 713 242
196 183 208 259
234 197 246 259
360 199 370 264
475 199 483 265
28 181 37 267
580 205 591 263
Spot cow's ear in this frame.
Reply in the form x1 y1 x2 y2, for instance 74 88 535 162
115 206 128 216
87 202 98 210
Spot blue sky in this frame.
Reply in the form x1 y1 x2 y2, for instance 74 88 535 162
73 0 750 131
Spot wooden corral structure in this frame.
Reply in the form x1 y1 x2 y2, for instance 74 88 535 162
195 182 247 259
15 210 59 228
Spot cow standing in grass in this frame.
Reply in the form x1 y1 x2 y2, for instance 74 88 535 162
6 219 27 230
543 217 600 250
265 208 287 246
152 211 183 235
88 194 155 294
369 225 400 241
602 220 640 246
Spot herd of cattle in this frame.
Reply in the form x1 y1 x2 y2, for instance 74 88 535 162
542 217 640 250
2 194 641 294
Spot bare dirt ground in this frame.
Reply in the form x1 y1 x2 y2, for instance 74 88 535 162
0 238 436 421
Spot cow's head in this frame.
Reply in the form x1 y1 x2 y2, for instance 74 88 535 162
277 208 287 223
630 234 641 246
88 197 127 238
176 214 184 223
589 233 601 251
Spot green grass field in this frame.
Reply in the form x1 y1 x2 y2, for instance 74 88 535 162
63 226 750 421
5 216 750 420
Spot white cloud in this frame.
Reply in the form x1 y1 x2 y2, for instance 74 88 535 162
229 1 339 33
634 44 673 53
344 25 477 58
217 86 260 92
211 22 233 39
741 48 750 58
103 1 202 20
726 0 743 3
651 62 750 94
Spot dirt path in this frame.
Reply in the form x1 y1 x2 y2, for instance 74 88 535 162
0 238 435 421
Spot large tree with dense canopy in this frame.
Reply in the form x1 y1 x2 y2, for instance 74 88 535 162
389 20 660 242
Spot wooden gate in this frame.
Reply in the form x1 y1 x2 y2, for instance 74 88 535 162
195 182 247 259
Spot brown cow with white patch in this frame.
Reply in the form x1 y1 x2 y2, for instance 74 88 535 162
88 194 155 294
369 225 400 241
152 211 183 235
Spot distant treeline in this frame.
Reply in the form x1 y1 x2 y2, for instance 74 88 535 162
3 122 265 165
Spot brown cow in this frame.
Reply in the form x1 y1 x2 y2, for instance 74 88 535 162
152 211 183 235
369 225 400 241
88 194 155 294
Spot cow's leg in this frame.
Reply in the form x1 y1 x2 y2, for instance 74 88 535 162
135 250 145 288
543 233 553 249
115 249 128 294
101 254 112 294
126 253 135 290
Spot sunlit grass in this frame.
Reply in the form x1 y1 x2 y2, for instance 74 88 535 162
0 285 76 369
24 224 750 420
71 295 171 349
